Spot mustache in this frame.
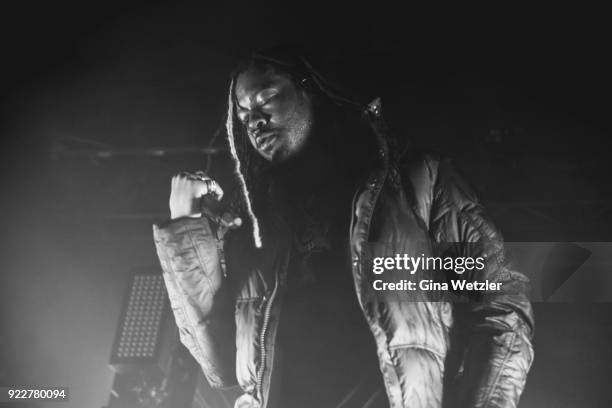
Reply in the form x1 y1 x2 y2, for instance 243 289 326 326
248 128 282 149
248 126 277 138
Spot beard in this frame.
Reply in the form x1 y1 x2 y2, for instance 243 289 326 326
242 103 377 243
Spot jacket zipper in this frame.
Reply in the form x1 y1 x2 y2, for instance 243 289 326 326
255 271 280 405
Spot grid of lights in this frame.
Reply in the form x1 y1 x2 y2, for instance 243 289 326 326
116 275 165 359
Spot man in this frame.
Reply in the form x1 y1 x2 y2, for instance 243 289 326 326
153 47 534 408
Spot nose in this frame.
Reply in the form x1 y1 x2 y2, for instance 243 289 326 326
247 111 268 134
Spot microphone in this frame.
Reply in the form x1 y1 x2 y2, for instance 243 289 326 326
200 194 243 230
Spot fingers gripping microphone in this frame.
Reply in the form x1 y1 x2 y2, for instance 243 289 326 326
184 172 242 231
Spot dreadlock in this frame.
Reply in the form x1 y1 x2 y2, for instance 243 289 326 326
225 78 262 248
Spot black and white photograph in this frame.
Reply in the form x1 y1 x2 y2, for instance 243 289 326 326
1 3 611 408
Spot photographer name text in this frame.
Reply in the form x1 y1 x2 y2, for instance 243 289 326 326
370 254 502 292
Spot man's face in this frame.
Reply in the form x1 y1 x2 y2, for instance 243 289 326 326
234 66 313 163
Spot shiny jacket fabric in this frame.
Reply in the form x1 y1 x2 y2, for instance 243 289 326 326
153 99 534 408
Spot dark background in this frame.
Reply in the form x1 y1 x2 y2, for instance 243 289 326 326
1 2 611 407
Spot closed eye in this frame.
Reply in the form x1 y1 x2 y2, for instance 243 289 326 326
257 89 279 106
261 94 277 105
235 88 277 123
236 110 249 124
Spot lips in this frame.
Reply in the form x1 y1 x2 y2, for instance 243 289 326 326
255 131 278 152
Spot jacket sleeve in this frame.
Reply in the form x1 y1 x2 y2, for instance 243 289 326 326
153 216 237 388
429 158 535 408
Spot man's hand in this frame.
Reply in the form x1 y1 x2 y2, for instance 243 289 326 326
169 171 224 219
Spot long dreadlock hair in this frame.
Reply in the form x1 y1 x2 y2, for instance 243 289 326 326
224 46 391 248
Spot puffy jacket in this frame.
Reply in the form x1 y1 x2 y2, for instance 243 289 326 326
153 98 534 408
